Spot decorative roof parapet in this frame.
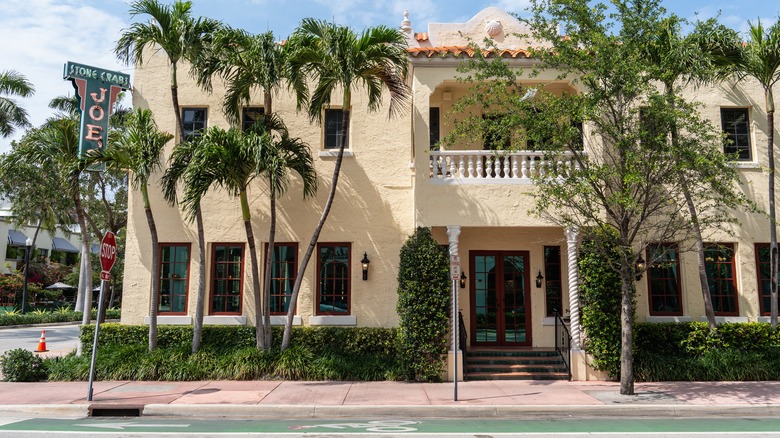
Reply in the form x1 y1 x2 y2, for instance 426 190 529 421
406 46 533 59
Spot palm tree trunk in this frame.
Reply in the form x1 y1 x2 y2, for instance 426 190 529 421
282 99 351 351
171 62 184 140
142 184 160 351
767 87 777 328
75 191 93 327
263 192 276 348
191 207 207 353
241 190 265 350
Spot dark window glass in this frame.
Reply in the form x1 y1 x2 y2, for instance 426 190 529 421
324 109 349 149
647 243 682 315
51 250 79 266
430 107 440 149
242 107 265 132
210 244 244 314
268 243 297 315
755 243 777 316
721 108 751 160
182 108 207 140
704 243 739 316
159 244 190 314
317 243 350 314
544 246 563 317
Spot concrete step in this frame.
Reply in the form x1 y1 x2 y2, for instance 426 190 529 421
466 363 568 374
467 371 570 381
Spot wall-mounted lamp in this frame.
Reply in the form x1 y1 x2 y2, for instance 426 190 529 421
536 270 544 288
635 254 646 281
361 252 370 281
460 271 467 289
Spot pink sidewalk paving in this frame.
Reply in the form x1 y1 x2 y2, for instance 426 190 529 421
1 380 780 407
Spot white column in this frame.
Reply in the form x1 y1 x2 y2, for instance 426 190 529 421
565 227 581 351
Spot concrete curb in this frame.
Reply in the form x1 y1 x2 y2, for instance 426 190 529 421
140 403 780 419
0 405 89 418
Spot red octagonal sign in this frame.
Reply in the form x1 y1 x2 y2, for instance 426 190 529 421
100 231 117 280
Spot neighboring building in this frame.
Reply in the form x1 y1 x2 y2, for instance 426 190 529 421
0 201 82 275
121 7 777 380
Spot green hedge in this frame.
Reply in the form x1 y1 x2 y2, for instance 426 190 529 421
634 322 780 381
38 324 402 382
0 308 121 326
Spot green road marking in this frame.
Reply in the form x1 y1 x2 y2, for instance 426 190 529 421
1 417 780 434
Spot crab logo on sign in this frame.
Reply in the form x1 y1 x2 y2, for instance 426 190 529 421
100 232 117 281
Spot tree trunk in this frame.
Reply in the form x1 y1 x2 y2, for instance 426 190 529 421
282 98 351 351
75 192 93 327
171 62 184 140
619 258 635 396
263 192 276 348
141 184 160 351
241 190 265 350
762 87 778 327
191 207 207 353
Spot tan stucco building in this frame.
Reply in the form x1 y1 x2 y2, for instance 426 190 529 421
122 7 778 380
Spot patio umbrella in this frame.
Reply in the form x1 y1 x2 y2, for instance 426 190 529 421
45 282 76 291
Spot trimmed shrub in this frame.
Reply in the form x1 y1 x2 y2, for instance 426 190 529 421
396 227 451 382
579 228 626 379
1 348 47 382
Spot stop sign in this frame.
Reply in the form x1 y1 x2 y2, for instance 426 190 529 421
100 231 117 275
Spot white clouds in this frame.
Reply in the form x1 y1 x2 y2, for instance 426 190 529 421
0 0 129 152
496 0 532 14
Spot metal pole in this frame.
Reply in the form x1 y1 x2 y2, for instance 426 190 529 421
21 244 31 314
453 278 458 402
87 278 107 401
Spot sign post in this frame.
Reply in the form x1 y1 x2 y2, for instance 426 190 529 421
87 231 117 401
450 255 460 401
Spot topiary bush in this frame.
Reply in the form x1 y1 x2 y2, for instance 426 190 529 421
579 227 627 379
396 227 451 382
1 348 47 382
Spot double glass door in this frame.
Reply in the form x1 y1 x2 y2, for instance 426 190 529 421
470 251 531 346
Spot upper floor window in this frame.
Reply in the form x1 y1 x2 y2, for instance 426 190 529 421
704 243 739 316
182 108 207 141
430 107 440 149
317 243 350 315
159 243 190 314
721 108 751 161
647 243 682 316
210 243 244 315
242 107 265 132
324 109 349 150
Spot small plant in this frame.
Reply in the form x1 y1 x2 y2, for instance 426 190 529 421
31 309 48 316
1 348 47 382
55 305 73 315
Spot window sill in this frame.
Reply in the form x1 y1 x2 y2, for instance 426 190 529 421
645 316 693 323
263 315 302 326
309 315 357 326
729 161 760 169
203 315 247 325
144 315 192 325
319 150 354 159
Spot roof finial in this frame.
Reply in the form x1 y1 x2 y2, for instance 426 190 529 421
401 9 412 32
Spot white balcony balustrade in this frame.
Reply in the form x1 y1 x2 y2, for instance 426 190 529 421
429 150 580 184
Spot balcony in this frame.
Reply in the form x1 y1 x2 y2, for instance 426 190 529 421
429 150 580 184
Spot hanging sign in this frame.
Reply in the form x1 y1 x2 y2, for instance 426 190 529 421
63 62 130 168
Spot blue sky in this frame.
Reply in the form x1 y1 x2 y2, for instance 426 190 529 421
1 0 778 152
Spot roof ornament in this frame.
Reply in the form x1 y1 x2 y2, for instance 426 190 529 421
485 19 502 37
401 9 412 32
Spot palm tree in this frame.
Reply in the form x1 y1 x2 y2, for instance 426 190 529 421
258 117 316 348
115 0 221 348
281 19 410 350
0 70 34 137
94 108 173 351
704 19 780 326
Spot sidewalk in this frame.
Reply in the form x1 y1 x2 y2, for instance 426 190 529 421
1 380 780 419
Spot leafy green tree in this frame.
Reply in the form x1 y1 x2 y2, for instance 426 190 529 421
0 70 34 138
701 19 780 327
396 227 450 381
115 0 221 349
281 19 410 351
94 108 173 351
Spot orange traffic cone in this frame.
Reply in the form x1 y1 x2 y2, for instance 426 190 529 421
35 330 48 353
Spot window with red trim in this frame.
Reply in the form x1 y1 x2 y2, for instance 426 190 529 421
316 243 350 315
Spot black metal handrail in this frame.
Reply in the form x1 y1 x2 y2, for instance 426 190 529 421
553 309 572 380
458 311 467 381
